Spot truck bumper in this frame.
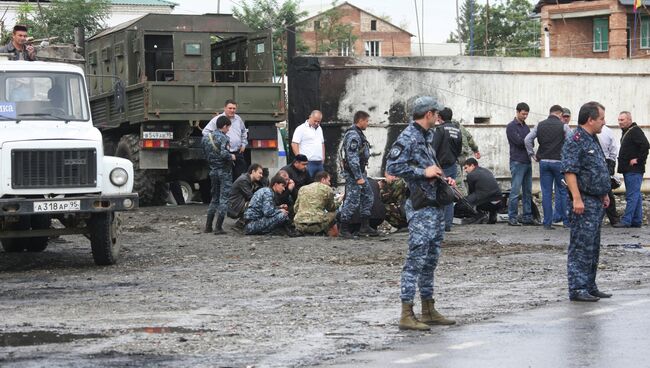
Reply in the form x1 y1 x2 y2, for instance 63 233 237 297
0 194 139 216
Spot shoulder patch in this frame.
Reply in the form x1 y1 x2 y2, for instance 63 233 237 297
348 140 359 151
389 143 404 159
572 131 581 142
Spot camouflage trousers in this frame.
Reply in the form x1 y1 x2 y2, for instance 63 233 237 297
339 173 372 222
295 212 337 234
208 171 233 216
456 157 468 196
245 212 289 235
384 203 407 229
567 195 604 296
400 200 445 303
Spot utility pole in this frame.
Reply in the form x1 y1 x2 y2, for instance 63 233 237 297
456 0 462 55
484 0 489 56
217 0 221 13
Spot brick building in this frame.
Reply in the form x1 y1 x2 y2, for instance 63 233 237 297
298 2 413 57
535 0 650 58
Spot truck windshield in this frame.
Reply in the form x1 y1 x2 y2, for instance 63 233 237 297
1 72 90 121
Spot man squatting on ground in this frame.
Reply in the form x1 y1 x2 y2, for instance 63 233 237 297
244 174 290 235
386 96 456 331
462 158 502 224
227 163 264 228
293 171 338 235
202 99 248 179
202 116 235 235
339 110 378 238
561 101 612 302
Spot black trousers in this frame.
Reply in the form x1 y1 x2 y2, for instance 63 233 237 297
231 152 247 180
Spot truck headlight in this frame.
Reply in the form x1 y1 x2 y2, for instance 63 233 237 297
110 168 129 186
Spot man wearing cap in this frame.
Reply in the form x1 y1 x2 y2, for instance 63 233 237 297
386 96 456 331
291 110 325 178
524 105 572 229
339 110 377 238
561 108 571 124
0 25 37 61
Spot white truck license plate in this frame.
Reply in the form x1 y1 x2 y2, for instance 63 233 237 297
33 200 81 213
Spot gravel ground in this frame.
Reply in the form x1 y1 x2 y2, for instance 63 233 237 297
1 204 650 367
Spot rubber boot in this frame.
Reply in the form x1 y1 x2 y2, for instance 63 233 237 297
399 302 430 331
358 218 379 237
339 222 355 239
213 214 226 235
420 298 456 325
204 213 215 233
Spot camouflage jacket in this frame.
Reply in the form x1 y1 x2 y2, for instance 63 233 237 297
202 130 232 174
454 120 479 158
293 182 337 224
245 187 283 221
380 178 408 228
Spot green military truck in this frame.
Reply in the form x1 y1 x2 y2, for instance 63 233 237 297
85 14 286 205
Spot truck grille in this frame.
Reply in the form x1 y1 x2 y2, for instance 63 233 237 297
11 149 97 189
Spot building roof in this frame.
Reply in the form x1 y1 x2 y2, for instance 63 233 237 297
299 1 414 37
111 0 177 6
534 0 649 12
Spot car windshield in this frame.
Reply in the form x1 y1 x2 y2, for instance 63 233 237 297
0 71 90 121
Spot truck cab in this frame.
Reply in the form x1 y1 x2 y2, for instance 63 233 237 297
0 60 138 265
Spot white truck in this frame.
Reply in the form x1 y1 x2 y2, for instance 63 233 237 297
0 60 138 265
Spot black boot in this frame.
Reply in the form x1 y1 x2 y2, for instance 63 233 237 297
339 222 356 239
488 210 498 224
284 223 303 238
358 218 379 237
213 214 226 235
204 213 215 233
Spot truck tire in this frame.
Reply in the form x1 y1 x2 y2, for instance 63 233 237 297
115 133 166 206
89 212 120 266
23 215 50 252
1 217 30 252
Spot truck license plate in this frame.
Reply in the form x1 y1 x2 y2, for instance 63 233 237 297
142 131 173 139
33 200 81 213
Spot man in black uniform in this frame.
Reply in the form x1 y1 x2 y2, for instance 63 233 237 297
462 158 502 224
433 107 462 231
281 154 312 199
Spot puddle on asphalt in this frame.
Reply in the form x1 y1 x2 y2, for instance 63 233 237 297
0 331 105 347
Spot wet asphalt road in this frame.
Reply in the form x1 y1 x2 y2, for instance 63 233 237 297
326 287 650 368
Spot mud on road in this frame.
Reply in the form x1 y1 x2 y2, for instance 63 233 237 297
2 204 650 367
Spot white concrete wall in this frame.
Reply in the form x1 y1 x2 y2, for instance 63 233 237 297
330 56 650 191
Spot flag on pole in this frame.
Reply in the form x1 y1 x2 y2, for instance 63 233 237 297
634 0 642 12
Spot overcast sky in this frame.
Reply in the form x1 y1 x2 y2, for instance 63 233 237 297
172 0 515 44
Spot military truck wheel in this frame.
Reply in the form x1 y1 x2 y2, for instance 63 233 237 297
89 212 120 266
115 133 165 206
1 217 30 252
24 215 50 252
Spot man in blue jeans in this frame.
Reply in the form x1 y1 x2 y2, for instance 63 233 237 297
506 102 538 226
525 105 572 229
614 111 649 228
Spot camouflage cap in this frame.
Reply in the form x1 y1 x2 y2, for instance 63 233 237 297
412 96 443 115
562 107 571 117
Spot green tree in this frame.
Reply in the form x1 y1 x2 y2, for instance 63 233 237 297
313 1 357 55
449 0 539 57
232 0 309 75
447 0 480 44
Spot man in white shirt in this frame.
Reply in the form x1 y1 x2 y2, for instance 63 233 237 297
203 99 248 178
598 124 621 226
291 110 325 178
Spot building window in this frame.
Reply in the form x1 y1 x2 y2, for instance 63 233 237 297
314 20 320 30
255 42 265 54
642 15 650 49
230 50 237 62
339 40 350 56
365 41 381 56
184 42 202 56
371 20 377 31
593 17 609 52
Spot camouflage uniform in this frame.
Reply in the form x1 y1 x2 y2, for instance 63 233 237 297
387 121 446 303
455 121 479 195
340 125 372 222
244 187 289 235
561 126 610 298
380 178 408 229
202 130 233 217
293 182 337 234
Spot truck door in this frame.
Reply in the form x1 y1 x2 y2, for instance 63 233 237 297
246 31 273 82
145 35 174 81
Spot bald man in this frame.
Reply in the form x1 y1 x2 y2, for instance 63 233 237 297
291 110 325 178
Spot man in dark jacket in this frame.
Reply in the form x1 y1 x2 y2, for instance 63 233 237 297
280 154 312 201
433 107 462 231
227 163 264 223
0 25 37 61
525 105 572 229
614 111 649 228
506 102 536 226
462 158 502 224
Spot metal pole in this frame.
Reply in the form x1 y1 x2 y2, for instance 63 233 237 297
421 0 424 56
414 0 422 56
217 0 221 13
456 0 462 55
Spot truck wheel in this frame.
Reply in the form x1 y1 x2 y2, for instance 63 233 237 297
1 217 30 252
23 215 50 252
115 133 165 206
89 212 120 266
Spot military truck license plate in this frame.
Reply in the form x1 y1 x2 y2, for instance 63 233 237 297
33 200 81 213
